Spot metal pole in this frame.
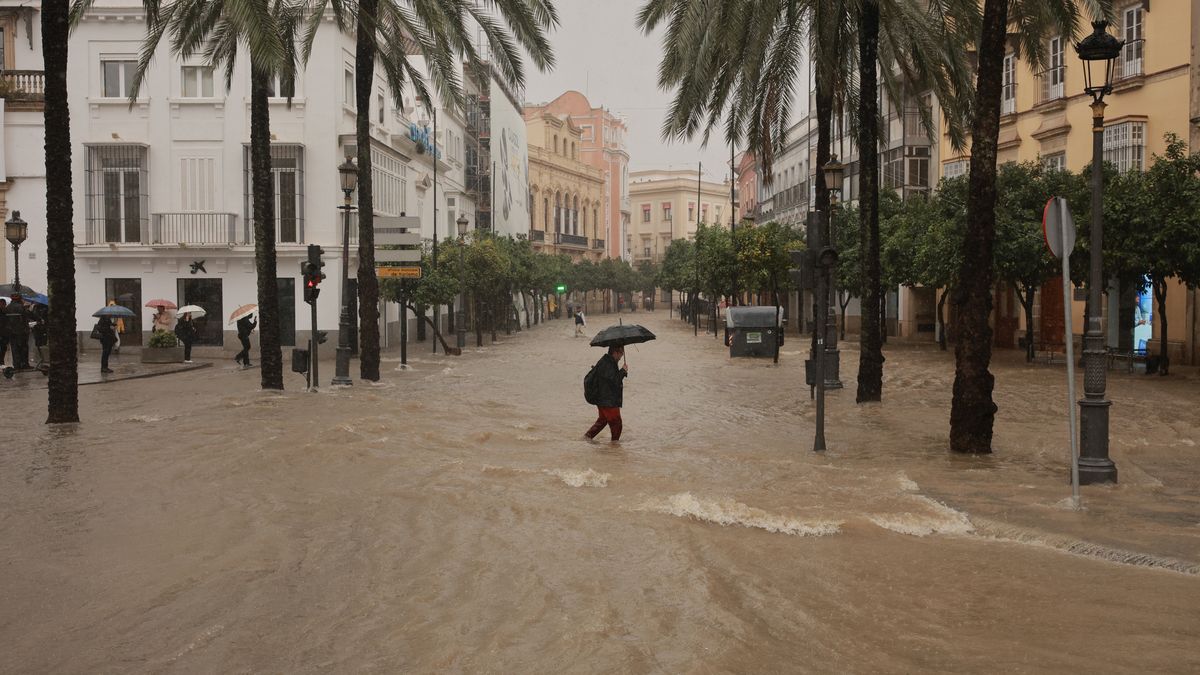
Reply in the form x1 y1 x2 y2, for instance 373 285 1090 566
814 236 828 453
11 242 20 289
730 141 737 307
457 237 466 349
1079 99 1117 484
824 197 842 389
332 194 354 385
695 161 700 336
1059 198 1081 508
432 105 439 354
310 299 319 391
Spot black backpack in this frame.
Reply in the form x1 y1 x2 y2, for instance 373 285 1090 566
583 365 600 405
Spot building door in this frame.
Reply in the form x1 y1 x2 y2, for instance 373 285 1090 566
177 278 223 346
277 277 296 346
104 278 142 346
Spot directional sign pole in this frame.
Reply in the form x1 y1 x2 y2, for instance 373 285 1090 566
1045 197 1080 508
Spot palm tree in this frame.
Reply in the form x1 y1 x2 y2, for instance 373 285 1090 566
43 0 77 423
135 0 302 390
948 0 1109 453
304 0 557 381
639 0 972 402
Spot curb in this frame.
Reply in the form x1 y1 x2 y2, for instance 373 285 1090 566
80 361 213 386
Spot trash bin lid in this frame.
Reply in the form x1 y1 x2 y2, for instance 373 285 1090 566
726 306 783 328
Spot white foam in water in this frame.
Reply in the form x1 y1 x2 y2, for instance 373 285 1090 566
645 493 841 537
896 472 919 492
545 468 609 488
972 518 1200 576
868 496 974 537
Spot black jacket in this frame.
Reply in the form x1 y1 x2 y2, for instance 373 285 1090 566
174 318 198 344
236 316 256 339
591 353 627 408
95 317 117 346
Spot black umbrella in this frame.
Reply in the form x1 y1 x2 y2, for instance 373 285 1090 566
590 324 656 348
0 283 39 297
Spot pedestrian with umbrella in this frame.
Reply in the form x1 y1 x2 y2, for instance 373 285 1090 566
174 305 204 363
229 304 257 368
5 294 31 370
582 323 656 442
91 304 133 374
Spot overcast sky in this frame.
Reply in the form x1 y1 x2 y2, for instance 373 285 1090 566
523 0 788 180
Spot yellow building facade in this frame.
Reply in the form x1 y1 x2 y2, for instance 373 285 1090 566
524 113 606 262
923 4 1199 364
628 169 733 264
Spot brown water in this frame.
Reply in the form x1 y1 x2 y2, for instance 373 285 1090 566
2 312 1199 673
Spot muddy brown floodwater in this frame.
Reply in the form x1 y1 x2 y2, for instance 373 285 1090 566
2 311 1199 673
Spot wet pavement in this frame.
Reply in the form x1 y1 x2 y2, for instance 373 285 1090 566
1 311 1198 673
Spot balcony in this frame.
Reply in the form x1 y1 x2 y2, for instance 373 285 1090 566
1114 42 1145 89
152 212 245 246
0 70 45 108
1035 67 1065 108
1000 83 1016 116
592 238 605 250
529 228 545 242
555 232 589 247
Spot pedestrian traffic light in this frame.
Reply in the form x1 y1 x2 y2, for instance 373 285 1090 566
303 244 326 304
556 284 566 294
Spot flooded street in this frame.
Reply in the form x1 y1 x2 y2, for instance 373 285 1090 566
2 310 1199 673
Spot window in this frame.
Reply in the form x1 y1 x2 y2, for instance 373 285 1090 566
554 135 559 154
1120 6 1144 79
943 159 969 179
688 202 695 222
1001 54 1016 115
571 142 577 159
244 144 305 243
883 147 904 189
907 146 931 188
1045 37 1065 101
1042 152 1066 172
266 73 295 98
181 65 214 98
102 59 137 98
701 205 708 223
343 68 354 107
642 204 651 223
662 203 672 221
377 93 385 124
372 146 407 216
86 145 148 244
580 125 594 141
1104 121 1145 173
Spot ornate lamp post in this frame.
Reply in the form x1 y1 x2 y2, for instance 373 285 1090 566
456 213 469 349
5 210 28 290
332 157 358 386
821 157 845 390
1075 21 1123 484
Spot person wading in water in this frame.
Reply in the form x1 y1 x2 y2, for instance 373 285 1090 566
584 344 628 442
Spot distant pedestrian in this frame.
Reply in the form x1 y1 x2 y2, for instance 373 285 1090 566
151 306 173 333
0 297 8 366
175 312 198 363
5 295 30 370
94 315 117 374
583 344 628 442
235 314 256 367
574 307 586 337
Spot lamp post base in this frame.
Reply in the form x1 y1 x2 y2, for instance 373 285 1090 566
332 345 353 386
823 347 843 389
1078 396 1116 484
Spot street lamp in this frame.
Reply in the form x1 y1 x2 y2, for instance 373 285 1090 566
1075 20 1123 484
820 157 845 390
456 213 469 349
333 157 358 386
5 210 27 290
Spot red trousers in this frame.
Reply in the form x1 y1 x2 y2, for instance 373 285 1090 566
586 406 622 441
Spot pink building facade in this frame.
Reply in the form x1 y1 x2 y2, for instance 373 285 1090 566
524 91 630 259
736 151 758 221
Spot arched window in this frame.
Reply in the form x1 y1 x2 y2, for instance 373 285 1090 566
544 198 550 233
573 195 580 235
554 192 562 232
571 142 576 159
593 208 598 236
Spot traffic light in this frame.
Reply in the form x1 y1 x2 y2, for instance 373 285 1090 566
303 244 326 304
555 284 566 294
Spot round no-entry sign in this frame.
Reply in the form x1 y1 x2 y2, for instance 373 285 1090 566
1042 196 1076 259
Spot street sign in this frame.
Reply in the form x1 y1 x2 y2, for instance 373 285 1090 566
1042 196 1076 259
374 248 422 263
374 215 421 231
376 265 422 279
375 215 422 247
375 231 422 247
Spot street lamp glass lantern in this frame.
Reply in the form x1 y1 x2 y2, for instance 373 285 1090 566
5 210 27 246
457 214 469 237
822 156 846 194
1075 20 1124 99
338 157 358 194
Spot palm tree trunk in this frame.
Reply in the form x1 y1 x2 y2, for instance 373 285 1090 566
355 0 381 381
814 49 833 356
949 0 1008 453
42 0 78 423
856 0 884 403
250 68 283 390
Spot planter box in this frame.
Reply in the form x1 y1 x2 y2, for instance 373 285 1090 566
141 346 185 364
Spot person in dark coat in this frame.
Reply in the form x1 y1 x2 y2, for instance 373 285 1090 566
95 316 117 374
31 304 48 368
584 344 628 442
174 312 198 363
5 295 30 369
235 314 256 367
0 298 9 366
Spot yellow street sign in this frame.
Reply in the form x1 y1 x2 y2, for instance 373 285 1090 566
376 266 422 279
